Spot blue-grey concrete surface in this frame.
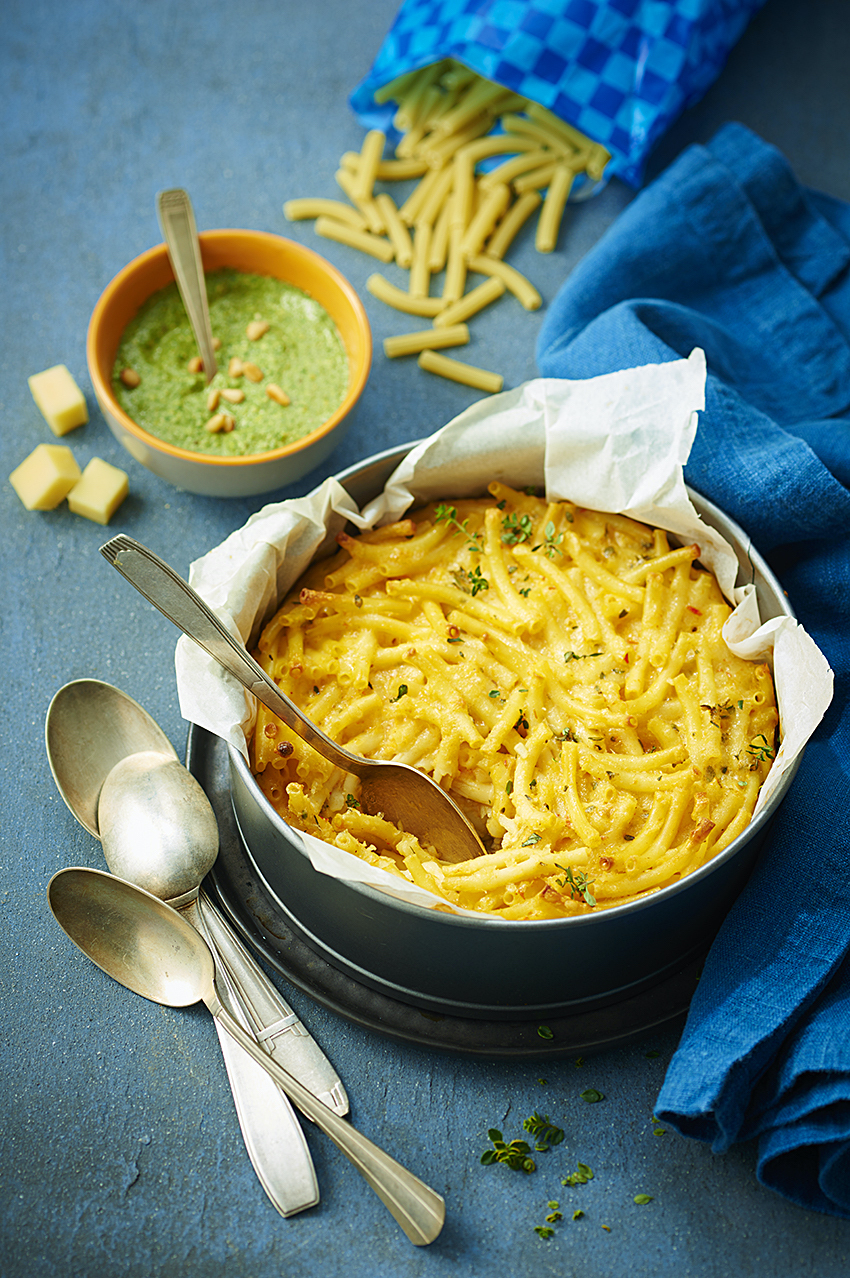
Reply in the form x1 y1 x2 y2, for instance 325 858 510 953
2 2 849 1275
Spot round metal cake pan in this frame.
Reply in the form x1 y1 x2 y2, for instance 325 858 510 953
228 441 800 1021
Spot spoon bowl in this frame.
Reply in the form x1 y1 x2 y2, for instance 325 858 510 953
48 866 445 1246
97 750 219 901
49 865 212 1006
46 680 177 837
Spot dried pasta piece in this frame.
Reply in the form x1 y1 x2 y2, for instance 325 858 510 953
417 350 504 393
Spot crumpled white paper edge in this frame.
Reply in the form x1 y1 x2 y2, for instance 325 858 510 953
175 348 833 911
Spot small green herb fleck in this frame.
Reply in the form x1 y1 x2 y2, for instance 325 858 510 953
538 1025 554 1040
634 1194 653 1205
345 793 361 809
522 833 542 847
745 732 775 763
564 650 604 663
580 1088 604 1104
645 1050 660 1059
545 1211 563 1223
573 1209 585 1220
390 684 408 702
534 1226 554 1239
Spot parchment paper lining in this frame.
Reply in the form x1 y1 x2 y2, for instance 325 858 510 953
175 350 833 913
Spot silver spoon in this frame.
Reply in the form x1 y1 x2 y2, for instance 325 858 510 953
47 866 446 1247
45 679 347 1217
99 534 486 865
156 188 218 382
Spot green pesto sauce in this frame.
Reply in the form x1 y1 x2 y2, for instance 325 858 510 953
113 269 349 456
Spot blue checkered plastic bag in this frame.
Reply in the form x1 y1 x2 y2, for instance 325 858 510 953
350 0 768 187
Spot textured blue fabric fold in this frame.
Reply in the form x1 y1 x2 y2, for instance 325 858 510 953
536 122 850 1218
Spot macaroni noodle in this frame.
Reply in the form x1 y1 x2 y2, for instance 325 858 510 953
250 489 778 920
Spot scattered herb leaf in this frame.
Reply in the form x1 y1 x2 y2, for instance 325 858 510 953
562 1161 594 1186
390 684 408 702
538 1025 554 1040
580 1088 604 1104
634 1194 653 1205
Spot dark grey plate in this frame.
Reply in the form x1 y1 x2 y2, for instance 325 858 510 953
190 725 701 1058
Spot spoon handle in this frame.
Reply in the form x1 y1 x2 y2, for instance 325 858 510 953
156 188 218 383
199 926 321 1216
99 535 365 777
206 992 446 1247
198 891 349 1115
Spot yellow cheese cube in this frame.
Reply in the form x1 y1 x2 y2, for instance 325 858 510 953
9 443 82 510
67 457 129 525
28 364 89 436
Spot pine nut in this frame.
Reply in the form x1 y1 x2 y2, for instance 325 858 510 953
220 388 245 403
266 383 290 406
206 388 221 412
243 361 263 383
205 413 227 433
120 368 141 388
246 319 270 341
228 357 244 377
187 356 204 373
220 413 235 432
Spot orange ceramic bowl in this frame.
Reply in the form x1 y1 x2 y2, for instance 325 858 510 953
87 230 372 498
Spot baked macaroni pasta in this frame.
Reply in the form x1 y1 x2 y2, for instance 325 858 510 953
250 485 778 919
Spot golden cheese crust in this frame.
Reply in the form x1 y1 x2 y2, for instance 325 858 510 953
250 485 778 919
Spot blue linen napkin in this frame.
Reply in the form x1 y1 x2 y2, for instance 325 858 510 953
536 122 850 1217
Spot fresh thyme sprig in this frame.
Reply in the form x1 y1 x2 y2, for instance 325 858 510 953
532 520 564 559
480 1129 536 1173
452 564 489 596
434 502 482 551
501 511 534 545
555 864 596 906
522 1111 565 1151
